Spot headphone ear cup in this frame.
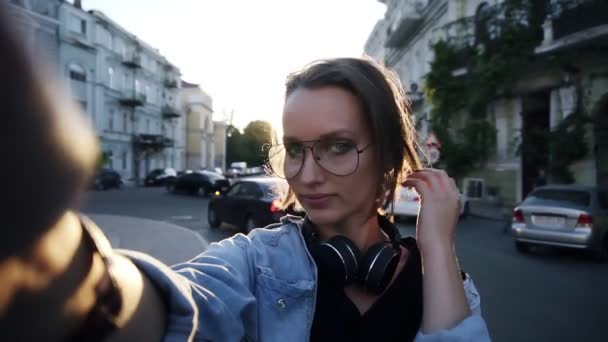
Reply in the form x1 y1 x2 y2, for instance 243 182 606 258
359 242 401 294
311 235 361 287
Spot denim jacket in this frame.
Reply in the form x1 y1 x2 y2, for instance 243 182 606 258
123 216 491 342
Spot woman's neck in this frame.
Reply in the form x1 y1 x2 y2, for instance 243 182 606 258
316 213 387 253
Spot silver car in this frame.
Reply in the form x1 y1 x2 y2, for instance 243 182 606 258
511 185 608 260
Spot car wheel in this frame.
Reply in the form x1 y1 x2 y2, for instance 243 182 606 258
197 186 208 197
207 205 221 228
95 182 105 191
244 216 256 234
515 241 530 253
166 183 175 193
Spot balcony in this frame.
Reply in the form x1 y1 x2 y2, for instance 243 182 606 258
536 0 608 54
162 105 181 119
122 53 142 69
119 90 146 107
164 77 178 88
434 16 476 49
553 0 608 40
385 11 423 48
133 134 174 150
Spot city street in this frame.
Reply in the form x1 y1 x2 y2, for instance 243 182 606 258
82 187 608 342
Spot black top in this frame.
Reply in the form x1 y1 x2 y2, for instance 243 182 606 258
310 237 423 342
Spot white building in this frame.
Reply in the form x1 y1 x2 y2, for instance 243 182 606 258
87 9 185 182
8 0 187 183
180 81 221 171
7 0 62 67
365 0 608 204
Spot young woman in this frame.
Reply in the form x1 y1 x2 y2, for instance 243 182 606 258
0 9 490 340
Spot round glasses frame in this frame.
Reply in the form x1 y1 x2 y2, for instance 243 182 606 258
266 139 372 180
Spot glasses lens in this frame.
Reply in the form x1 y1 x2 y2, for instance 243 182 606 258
267 144 303 179
313 140 359 176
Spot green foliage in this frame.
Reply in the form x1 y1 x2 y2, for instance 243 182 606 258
547 113 590 183
426 0 548 179
226 120 273 167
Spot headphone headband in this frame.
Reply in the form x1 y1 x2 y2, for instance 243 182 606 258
303 214 402 247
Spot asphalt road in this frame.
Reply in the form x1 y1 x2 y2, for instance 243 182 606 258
82 187 608 342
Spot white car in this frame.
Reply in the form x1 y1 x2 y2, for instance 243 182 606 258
391 186 470 219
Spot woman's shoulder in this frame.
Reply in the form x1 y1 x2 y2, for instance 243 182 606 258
246 215 305 247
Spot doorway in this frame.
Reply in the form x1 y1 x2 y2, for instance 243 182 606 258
521 91 551 197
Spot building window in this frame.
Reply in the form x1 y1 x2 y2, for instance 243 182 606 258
123 112 129 132
108 67 114 88
122 151 128 170
69 63 86 82
146 119 150 133
107 110 114 131
146 85 153 104
69 15 86 35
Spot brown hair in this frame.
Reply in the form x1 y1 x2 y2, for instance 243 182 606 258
277 57 423 213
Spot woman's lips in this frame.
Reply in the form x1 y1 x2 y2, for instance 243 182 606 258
300 194 334 209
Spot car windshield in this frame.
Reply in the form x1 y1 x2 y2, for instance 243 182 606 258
199 170 224 181
526 189 591 207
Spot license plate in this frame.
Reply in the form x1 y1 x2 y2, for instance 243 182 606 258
532 215 565 228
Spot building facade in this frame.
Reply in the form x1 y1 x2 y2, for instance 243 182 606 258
87 9 185 182
9 0 186 183
179 81 226 171
365 0 608 205
8 0 62 68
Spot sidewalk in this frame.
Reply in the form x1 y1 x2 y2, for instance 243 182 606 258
87 213 209 266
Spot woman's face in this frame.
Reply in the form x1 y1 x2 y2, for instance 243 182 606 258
282 86 379 227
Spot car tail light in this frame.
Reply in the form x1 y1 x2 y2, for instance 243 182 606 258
270 199 282 213
413 196 420 202
513 209 525 223
576 213 593 228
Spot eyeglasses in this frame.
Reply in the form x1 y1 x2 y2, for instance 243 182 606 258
266 138 371 179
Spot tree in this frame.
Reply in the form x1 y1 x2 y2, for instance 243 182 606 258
226 120 273 167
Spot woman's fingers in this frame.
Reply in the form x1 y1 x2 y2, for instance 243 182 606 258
402 178 430 199
407 169 455 195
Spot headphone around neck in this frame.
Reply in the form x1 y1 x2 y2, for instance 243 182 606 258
303 214 402 295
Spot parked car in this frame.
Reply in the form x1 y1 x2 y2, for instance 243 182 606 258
165 170 230 196
510 185 608 260
92 168 123 190
224 167 243 179
391 186 469 220
144 168 177 186
207 177 288 232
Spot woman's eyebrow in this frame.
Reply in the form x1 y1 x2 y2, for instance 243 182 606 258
282 130 357 143
319 130 356 139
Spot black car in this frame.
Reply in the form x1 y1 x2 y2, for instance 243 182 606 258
92 168 123 190
144 168 177 186
207 177 289 233
166 170 230 196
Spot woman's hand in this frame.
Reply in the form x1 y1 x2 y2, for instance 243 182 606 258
402 168 461 252
402 168 470 332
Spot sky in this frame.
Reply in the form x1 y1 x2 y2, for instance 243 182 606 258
83 0 387 133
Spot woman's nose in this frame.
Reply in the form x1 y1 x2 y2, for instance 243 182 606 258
298 149 323 184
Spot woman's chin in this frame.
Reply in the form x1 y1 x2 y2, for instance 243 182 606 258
304 207 340 226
